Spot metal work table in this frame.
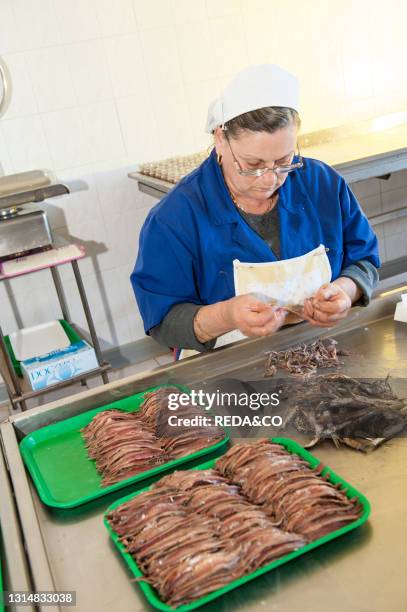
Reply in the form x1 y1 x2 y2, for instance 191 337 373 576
1 286 407 611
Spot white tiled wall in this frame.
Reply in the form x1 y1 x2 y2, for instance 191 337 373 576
352 170 407 264
0 0 406 348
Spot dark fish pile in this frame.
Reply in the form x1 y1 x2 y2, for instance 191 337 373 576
82 388 225 486
280 374 407 452
265 338 348 378
216 440 361 540
108 440 360 607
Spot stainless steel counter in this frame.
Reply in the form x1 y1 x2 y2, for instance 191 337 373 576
1 288 407 611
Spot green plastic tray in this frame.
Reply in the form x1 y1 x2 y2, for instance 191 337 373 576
4 319 83 377
19 385 229 509
104 437 371 612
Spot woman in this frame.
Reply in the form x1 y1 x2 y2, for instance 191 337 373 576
131 64 379 355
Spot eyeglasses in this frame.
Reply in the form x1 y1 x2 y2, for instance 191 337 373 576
225 133 303 178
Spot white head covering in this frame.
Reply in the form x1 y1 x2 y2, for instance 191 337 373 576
205 64 299 133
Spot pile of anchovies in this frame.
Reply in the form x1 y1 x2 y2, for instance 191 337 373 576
82 387 224 486
107 440 360 607
264 338 348 378
263 339 407 451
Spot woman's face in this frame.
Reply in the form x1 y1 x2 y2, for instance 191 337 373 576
214 124 298 201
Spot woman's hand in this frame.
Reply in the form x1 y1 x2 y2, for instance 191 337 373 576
302 278 361 328
193 294 288 343
224 294 288 337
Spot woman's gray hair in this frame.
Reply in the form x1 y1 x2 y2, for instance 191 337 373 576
224 106 300 138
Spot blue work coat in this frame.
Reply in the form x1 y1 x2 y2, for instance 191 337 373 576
131 149 380 334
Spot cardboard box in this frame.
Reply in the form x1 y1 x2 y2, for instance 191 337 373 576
21 339 99 391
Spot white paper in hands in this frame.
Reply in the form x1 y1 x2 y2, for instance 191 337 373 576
179 245 332 359
233 244 332 306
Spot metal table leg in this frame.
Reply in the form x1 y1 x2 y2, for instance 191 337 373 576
0 324 27 411
71 260 109 384
50 266 71 323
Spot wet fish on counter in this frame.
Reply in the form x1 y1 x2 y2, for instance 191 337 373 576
264 338 349 378
279 374 407 451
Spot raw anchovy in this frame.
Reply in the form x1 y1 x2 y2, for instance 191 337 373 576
82 411 166 486
108 440 360 607
265 338 348 378
82 388 225 486
216 440 360 535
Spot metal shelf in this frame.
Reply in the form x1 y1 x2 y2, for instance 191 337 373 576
0 246 110 412
0 184 69 210
0 351 110 408
369 206 407 227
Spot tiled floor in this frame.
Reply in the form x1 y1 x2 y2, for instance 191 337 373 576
0 402 9 421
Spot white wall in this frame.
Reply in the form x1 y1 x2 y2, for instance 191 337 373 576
352 171 407 264
0 0 406 349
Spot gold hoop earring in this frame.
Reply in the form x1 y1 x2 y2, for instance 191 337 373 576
217 153 222 166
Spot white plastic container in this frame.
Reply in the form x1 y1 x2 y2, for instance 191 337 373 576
394 293 407 323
